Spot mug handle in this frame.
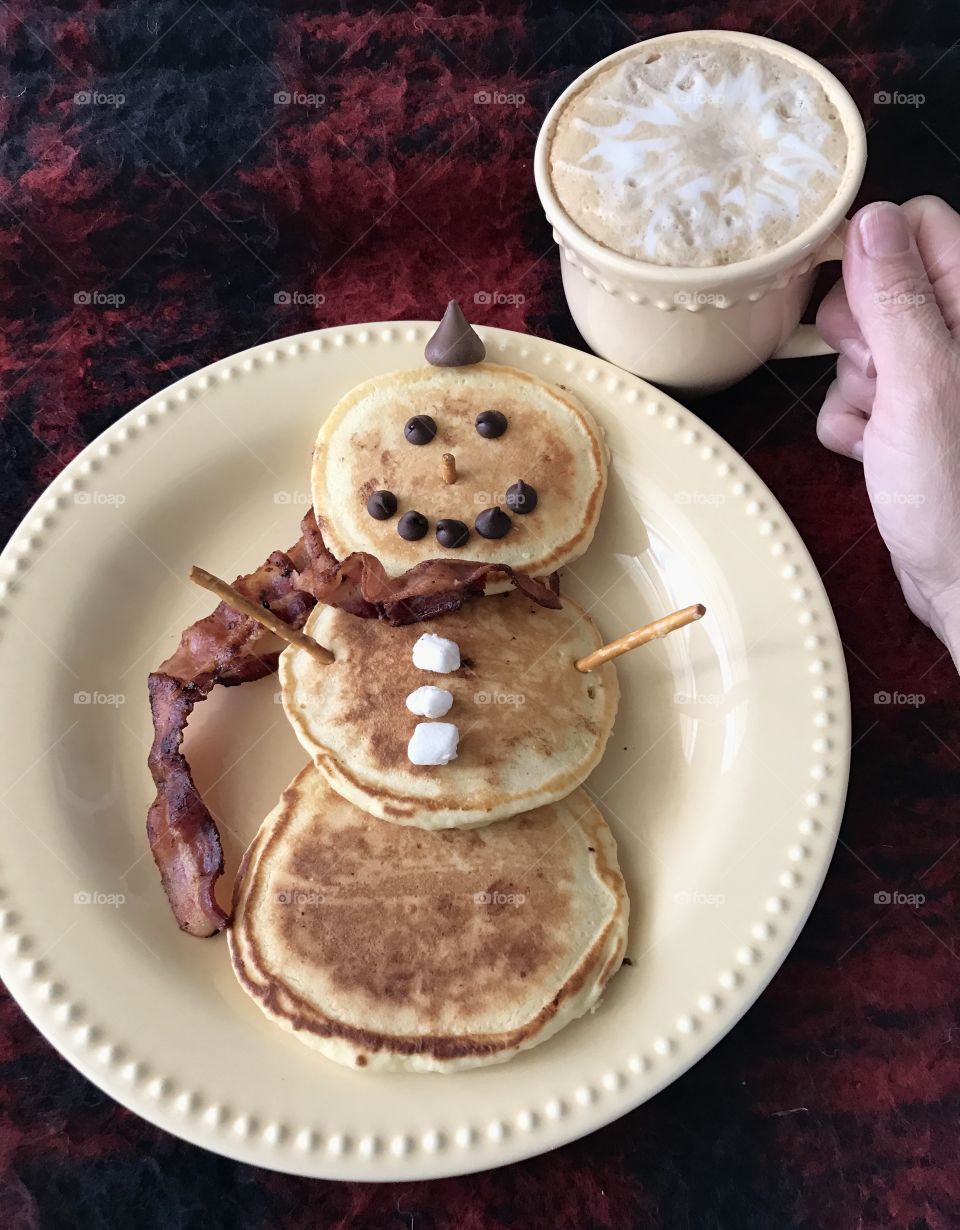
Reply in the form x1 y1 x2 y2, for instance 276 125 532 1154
769 226 847 361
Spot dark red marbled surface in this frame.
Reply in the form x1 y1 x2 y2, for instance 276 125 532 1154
1 2 959 1227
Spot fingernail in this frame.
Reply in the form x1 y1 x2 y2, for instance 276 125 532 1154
838 338 877 378
859 203 911 258
852 439 864 462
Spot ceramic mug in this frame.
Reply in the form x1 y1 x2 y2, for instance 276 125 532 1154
534 30 868 395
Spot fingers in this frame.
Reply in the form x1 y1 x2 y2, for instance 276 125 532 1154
817 281 876 376
816 279 857 348
835 354 876 411
843 202 952 392
901 195 960 334
823 195 960 377
816 378 868 460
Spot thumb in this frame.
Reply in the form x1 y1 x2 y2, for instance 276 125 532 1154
843 201 952 387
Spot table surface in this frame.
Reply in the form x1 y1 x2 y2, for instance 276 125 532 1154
2 2 959 1227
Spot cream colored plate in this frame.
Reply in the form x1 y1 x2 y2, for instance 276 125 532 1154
0 323 849 1179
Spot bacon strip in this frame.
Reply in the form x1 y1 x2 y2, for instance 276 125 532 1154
147 548 315 936
296 510 561 621
148 511 561 935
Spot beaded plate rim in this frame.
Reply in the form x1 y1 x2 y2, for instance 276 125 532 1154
0 322 850 1180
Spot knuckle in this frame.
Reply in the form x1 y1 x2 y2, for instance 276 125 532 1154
836 357 875 410
908 193 950 216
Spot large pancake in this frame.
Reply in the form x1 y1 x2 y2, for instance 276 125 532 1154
311 363 607 577
279 590 619 829
229 767 629 1073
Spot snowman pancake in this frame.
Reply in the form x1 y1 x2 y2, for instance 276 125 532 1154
311 304 607 579
279 588 619 829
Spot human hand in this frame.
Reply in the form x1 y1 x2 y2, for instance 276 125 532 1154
816 197 960 664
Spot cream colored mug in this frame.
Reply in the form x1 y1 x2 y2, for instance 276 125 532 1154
534 31 868 395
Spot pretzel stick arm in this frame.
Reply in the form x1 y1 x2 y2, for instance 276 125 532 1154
575 604 706 673
189 566 334 666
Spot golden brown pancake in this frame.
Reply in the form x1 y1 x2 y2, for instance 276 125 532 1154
279 590 619 829
311 363 607 577
229 767 630 1072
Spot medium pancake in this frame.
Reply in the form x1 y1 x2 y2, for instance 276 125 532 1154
311 363 607 577
279 590 619 829
229 767 629 1073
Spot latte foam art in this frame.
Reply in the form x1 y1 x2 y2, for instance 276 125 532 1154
549 43 848 266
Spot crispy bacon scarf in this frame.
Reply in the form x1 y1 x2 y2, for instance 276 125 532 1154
148 512 560 935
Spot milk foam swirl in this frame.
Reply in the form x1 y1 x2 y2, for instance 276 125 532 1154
549 44 848 267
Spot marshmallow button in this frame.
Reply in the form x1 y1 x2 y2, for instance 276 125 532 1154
405 685 454 718
411 633 460 673
408 722 460 766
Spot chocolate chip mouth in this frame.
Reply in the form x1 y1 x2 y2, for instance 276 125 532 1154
366 409 537 547
435 518 470 549
475 506 512 539
397 510 428 541
366 489 398 520
505 479 538 514
365 480 537 547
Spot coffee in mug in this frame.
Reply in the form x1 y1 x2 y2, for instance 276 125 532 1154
549 37 850 268
534 31 868 393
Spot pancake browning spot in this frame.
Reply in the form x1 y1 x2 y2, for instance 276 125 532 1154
229 772 630 1070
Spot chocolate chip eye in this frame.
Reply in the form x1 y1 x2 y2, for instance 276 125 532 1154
475 507 511 539
436 518 470 548
404 414 437 445
366 489 397 520
398 510 428 540
505 479 537 514
475 410 507 439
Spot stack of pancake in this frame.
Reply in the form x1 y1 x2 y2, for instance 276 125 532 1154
230 305 630 1072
